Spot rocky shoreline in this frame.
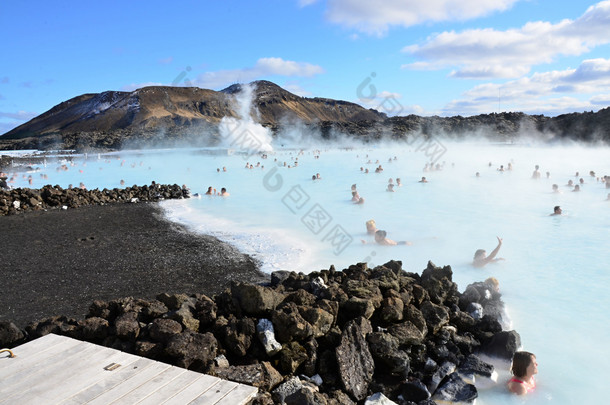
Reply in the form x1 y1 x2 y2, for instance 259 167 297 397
0 184 522 404
1 260 521 404
0 182 190 215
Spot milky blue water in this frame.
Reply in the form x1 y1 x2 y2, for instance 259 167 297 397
6 140 610 404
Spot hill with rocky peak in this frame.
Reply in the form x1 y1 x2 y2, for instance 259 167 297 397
1 80 609 151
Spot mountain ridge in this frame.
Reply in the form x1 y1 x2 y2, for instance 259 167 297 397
1 80 609 151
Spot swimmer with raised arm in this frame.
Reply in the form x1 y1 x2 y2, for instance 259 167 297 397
473 236 504 267
508 351 537 395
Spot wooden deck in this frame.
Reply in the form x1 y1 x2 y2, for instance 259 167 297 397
0 333 258 404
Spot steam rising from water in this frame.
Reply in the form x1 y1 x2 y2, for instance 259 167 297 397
218 83 274 153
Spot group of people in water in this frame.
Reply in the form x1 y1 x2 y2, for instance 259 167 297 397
351 159 610 396
204 186 229 196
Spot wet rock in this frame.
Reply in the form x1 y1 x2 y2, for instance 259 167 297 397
336 317 375 401
458 354 495 379
0 183 190 216
479 330 521 360
466 302 483 320
428 361 456 394
400 378 431 402
431 372 478 404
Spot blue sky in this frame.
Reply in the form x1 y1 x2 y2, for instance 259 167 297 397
2 0 610 134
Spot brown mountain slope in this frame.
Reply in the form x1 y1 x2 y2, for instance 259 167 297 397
1 81 384 150
1 80 608 151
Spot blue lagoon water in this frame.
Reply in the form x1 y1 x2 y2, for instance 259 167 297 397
7 140 610 404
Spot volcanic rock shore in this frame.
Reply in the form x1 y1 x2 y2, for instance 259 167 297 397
0 182 189 215
1 260 521 404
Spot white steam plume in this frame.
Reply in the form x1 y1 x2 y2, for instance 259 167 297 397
218 83 274 153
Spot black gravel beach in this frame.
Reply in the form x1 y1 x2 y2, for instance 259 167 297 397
0 202 269 328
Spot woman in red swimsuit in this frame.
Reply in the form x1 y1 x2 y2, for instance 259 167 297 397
508 351 538 395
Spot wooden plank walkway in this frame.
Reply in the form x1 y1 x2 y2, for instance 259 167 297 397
0 334 258 405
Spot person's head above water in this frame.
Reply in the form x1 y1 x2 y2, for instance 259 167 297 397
374 230 387 242
473 249 486 260
366 220 376 234
508 351 537 395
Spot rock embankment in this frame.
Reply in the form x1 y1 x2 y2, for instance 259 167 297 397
0 261 521 404
0 183 190 215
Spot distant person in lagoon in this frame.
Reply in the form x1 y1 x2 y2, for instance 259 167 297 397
374 230 412 245
532 165 541 179
362 230 411 245
550 206 562 216
365 219 377 235
508 351 537 395
473 236 504 267
220 187 230 196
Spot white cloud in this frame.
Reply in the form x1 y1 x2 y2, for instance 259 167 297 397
118 58 323 93
192 57 324 90
403 1 610 78
354 90 423 116
158 57 173 65
282 82 312 96
321 0 519 35
442 58 610 115
298 0 320 6
0 110 38 121
120 82 164 92
591 94 610 105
